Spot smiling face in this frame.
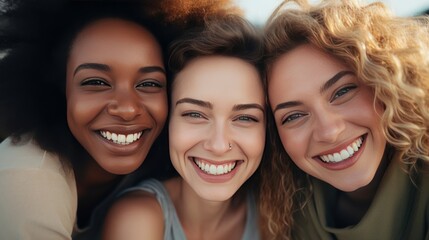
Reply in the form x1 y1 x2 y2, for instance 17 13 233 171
268 44 386 191
66 18 167 175
169 56 265 201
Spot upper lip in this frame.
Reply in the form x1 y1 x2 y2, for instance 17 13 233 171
189 156 240 165
94 125 151 134
312 135 365 157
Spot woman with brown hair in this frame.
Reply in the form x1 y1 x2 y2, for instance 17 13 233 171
103 14 266 240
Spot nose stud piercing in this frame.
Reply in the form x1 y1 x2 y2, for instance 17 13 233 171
229 143 232 150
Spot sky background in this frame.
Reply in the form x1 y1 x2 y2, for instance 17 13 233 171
235 0 429 25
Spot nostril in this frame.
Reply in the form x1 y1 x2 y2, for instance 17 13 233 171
107 101 141 121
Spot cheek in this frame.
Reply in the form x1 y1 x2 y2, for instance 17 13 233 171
67 95 103 127
236 126 266 160
168 119 195 152
144 93 168 125
277 127 306 162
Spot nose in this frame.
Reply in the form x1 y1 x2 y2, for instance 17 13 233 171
203 122 231 154
107 91 142 121
312 108 345 143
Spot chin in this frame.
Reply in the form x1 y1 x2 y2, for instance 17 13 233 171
197 189 236 202
333 176 374 192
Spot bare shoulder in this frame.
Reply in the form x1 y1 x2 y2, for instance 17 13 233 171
102 191 164 240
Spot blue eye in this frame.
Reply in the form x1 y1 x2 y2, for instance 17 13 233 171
331 85 357 101
235 115 259 123
182 112 205 119
282 112 307 125
80 78 109 86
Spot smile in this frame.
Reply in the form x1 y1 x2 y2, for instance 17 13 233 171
99 130 143 145
318 136 364 163
192 157 237 176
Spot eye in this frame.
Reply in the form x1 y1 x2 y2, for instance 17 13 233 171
331 85 357 102
234 115 259 123
136 80 163 88
80 78 110 87
182 111 207 119
281 112 307 125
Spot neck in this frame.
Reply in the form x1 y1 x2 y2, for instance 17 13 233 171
74 153 122 228
334 147 391 227
165 178 246 240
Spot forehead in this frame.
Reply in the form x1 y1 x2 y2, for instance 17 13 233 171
69 18 162 62
172 56 264 100
268 44 349 91
271 44 346 81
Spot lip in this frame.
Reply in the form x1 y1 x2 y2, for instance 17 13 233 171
189 157 242 183
313 134 367 170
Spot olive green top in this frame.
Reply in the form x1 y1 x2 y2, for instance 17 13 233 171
293 160 429 240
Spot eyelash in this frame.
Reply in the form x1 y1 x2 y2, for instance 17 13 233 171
80 78 109 86
281 84 358 125
331 85 357 102
136 80 163 88
282 112 307 125
235 115 259 123
182 112 206 119
181 112 259 123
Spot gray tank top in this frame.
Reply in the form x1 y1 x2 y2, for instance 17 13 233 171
121 178 260 240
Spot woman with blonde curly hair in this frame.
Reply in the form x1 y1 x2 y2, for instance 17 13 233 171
260 0 429 239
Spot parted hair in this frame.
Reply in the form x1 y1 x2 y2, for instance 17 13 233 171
169 14 264 81
168 14 266 200
260 0 429 239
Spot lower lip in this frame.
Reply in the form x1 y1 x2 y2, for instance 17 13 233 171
316 136 367 171
191 158 240 183
96 131 148 155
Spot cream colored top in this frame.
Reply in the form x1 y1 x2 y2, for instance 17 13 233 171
0 137 77 240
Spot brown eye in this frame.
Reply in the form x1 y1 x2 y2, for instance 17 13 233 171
136 80 163 88
80 78 110 86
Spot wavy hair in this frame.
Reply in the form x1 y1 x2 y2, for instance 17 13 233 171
260 0 429 238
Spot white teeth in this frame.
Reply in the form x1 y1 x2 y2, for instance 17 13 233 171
319 137 364 163
99 130 143 145
194 158 236 175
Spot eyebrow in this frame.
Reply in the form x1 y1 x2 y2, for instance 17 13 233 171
273 101 302 114
73 63 110 76
233 103 265 113
319 70 354 94
273 70 354 114
176 98 212 109
138 66 166 75
73 63 166 76
175 98 265 113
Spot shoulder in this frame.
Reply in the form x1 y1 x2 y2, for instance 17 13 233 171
0 139 76 239
103 191 164 240
0 137 74 188
0 137 69 173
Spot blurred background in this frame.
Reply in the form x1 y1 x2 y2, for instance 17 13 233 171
235 0 429 26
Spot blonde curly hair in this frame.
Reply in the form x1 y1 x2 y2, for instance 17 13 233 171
260 0 429 239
